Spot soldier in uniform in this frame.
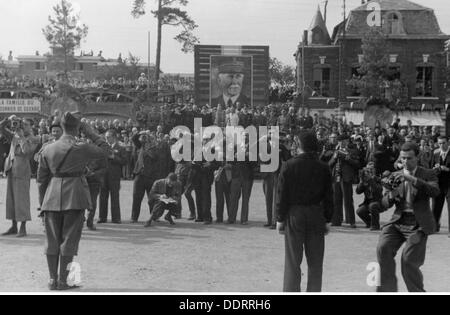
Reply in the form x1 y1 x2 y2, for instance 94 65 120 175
37 112 110 290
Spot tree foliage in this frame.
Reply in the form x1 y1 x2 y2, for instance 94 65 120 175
42 0 88 75
269 57 296 86
132 0 199 81
347 27 391 102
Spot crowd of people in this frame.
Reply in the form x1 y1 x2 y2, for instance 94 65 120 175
1 100 449 292
0 74 195 93
1 103 448 232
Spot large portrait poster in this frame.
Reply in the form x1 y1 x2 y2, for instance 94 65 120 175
210 55 253 108
195 45 269 109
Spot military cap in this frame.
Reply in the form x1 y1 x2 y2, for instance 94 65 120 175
218 58 245 74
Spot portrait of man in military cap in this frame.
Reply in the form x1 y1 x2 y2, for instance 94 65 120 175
210 56 252 108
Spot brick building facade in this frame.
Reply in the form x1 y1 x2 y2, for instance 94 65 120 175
296 0 449 126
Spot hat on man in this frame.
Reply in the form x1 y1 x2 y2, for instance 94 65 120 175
61 112 80 128
218 58 245 74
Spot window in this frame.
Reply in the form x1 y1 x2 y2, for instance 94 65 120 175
35 62 42 70
313 68 330 97
386 67 400 81
416 67 433 97
387 13 401 34
349 67 363 97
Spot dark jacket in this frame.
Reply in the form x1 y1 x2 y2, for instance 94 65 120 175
431 150 450 190
277 153 334 223
132 134 159 178
382 167 440 235
329 146 360 183
105 142 127 181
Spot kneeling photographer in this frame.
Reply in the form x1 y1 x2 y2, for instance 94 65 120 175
356 161 384 231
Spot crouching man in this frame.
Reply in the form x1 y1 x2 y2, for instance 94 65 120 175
356 162 385 231
376 143 440 292
144 173 182 227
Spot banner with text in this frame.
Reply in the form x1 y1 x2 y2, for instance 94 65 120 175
0 99 41 113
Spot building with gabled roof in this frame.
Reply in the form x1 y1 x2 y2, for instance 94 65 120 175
296 0 450 128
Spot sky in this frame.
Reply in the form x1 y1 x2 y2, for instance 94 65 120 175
1 0 450 74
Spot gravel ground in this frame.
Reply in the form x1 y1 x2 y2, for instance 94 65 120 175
0 178 449 293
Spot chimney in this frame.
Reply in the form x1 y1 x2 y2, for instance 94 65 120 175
303 30 308 46
8 51 13 61
35 50 39 56
98 50 103 57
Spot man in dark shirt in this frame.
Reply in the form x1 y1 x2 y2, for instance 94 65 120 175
276 131 333 292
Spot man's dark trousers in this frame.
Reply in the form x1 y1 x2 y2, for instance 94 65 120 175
263 173 275 225
131 175 155 222
332 181 355 225
215 175 231 222
283 205 325 292
179 174 196 219
432 186 450 232
377 221 428 292
87 183 100 226
195 176 212 222
229 177 254 223
99 178 121 222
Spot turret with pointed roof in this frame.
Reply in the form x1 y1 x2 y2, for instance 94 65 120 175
308 6 331 45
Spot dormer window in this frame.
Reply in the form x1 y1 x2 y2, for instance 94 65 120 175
385 11 404 35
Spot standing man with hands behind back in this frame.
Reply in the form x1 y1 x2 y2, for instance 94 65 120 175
276 131 334 292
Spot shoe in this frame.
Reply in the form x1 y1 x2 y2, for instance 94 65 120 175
188 216 196 221
87 225 97 231
174 215 182 220
144 220 152 228
16 231 27 238
264 223 272 228
330 223 341 227
436 224 441 233
195 219 204 223
165 215 175 225
48 280 58 291
112 221 122 224
215 220 224 224
57 281 80 291
2 227 18 236
269 225 276 230
130 220 139 224
370 226 381 231
241 222 249 226
203 221 212 225
226 221 236 225
350 224 357 229
97 220 107 224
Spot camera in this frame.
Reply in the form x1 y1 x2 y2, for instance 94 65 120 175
336 149 349 160
10 118 23 131
381 172 404 191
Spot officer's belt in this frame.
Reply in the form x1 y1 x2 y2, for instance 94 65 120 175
53 172 85 178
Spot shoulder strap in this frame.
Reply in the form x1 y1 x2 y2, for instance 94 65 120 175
55 146 75 174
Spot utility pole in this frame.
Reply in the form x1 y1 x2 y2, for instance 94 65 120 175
324 0 329 26
147 31 151 102
339 0 347 103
